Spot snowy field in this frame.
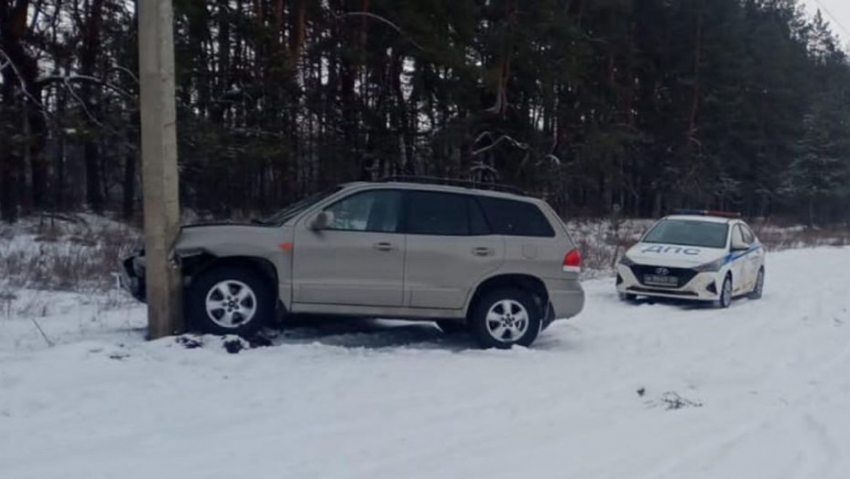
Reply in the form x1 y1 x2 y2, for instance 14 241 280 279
2 246 850 479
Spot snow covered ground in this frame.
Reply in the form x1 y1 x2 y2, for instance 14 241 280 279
2 247 850 479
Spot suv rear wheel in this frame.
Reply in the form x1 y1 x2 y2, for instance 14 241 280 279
470 288 542 349
188 265 274 336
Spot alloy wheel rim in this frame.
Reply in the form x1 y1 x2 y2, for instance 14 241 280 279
205 280 257 328
486 299 530 343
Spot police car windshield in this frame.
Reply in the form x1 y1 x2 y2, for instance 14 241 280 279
643 220 729 249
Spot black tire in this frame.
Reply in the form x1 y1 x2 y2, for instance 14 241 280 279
541 303 556 331
187 265 275 336
748 268 765 300
470 288 542 349
717 275 733 309
619 293 638 302
435 320 468 335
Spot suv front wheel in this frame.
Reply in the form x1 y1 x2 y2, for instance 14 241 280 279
470 288 542 349
188 265 274 336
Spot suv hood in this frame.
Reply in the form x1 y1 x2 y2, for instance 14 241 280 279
625 243 727 267
175 223 288 257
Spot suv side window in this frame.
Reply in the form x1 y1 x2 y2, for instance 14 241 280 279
477 197 555 237
468 197 491 235
324 190 402 233
406 191 471 236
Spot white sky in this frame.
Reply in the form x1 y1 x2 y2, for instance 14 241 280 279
802 0 850 47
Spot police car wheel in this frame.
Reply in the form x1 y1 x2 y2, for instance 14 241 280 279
748 268 764 300
717 276 733 309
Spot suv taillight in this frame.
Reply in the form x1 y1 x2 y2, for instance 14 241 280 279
563 248 581 273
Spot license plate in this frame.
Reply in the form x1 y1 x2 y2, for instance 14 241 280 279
644 275 678 288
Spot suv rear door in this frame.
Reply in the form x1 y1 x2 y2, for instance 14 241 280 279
292 189 405 307
403 191 504 310
477 196 563 279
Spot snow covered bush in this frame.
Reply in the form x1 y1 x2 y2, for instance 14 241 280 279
0 214 139 293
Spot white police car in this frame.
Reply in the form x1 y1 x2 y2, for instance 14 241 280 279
616 211 765 308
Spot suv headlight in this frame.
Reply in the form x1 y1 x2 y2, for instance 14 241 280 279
694 257 726 273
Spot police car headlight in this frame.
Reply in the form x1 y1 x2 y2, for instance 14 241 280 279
694 257 725 273
619 254 636 267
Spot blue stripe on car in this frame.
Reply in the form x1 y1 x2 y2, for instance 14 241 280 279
723 243 761 265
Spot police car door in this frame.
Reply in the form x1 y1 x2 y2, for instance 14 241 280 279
740 224 762 291
729 224 750 295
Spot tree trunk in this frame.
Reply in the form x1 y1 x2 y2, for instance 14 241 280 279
288 0 305 73
0 79 19 222
0 0 37 221
122 144 137 221
26 86 48 211
685 2 703 154
79 0 107 213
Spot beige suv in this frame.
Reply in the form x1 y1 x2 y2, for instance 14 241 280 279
122 179 585 348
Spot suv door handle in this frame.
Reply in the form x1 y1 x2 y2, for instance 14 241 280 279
373 242 395 252
473 247 494 257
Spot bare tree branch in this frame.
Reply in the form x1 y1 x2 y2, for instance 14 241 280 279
108 65 139 85
37 74 134 98
335 12 425 51
63 76 103 127
471 134 529 157
0 46 46 109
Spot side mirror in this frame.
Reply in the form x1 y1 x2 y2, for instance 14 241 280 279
730 237 749 251
310 211 333 231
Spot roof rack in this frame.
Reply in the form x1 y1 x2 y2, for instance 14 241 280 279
673 209 742 219
377 176 527 196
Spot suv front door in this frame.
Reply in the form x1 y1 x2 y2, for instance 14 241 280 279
293 189 405 307
403 191 504 310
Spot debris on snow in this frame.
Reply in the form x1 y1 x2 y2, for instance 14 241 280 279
221 336 248 354
176 335 204 349
650 391 704 411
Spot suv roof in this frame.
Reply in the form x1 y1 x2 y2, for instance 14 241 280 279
372 176 528 198
663 214 741 224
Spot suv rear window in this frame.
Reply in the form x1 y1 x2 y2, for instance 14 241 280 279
477 197 555 237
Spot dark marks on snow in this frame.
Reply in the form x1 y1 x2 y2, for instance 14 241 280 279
649 391 704 411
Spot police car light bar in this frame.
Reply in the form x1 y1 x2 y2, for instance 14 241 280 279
673 209 742 218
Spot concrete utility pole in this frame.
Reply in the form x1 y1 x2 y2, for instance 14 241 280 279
138 0 183 339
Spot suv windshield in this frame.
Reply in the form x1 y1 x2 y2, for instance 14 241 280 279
643 219 729 249
259 187 341 225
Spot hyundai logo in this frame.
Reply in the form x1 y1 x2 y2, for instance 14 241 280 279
656 267 670 276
